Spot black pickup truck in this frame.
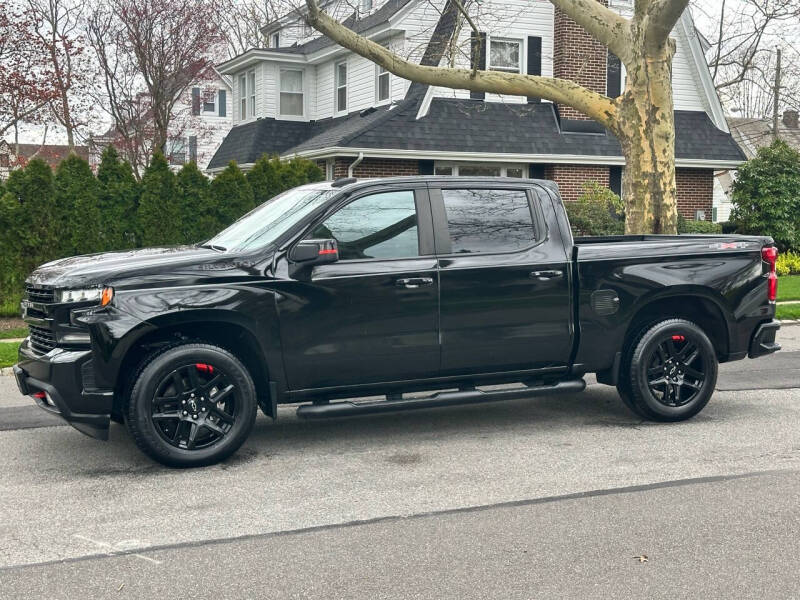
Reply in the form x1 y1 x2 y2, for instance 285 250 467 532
14 176 781 467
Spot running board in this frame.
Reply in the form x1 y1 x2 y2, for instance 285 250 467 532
296 378 586 420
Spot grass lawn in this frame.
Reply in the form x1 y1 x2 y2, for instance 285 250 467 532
778 275 800 302
0 327 27 340
0 342 20 368
777 304 800 321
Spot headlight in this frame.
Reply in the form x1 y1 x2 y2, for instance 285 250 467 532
56 287 113 305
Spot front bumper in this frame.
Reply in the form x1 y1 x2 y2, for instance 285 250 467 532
13 339 113 440
748 319 782 359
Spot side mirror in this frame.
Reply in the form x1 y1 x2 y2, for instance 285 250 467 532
289 239 339 267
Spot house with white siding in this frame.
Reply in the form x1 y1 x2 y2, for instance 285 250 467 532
208 0 745 219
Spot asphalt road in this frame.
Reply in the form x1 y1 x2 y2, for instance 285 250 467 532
1 326 799 598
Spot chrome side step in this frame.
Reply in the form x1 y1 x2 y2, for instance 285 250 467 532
296 378 586 420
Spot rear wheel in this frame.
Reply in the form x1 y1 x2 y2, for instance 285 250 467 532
617 319 718 422
127 343 257 467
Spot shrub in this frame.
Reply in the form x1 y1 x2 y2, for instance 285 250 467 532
776 250 800 276
97 146 140 250
677 215 723 234
209 161 254 230
55 154 102 256
566 182 625 236
0 159 58 309
176 161 213 243
246 154 324 206
730 139 800 252
137 153 181 247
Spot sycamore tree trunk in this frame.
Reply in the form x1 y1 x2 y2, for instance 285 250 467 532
305 0 691 234
612 27 679 233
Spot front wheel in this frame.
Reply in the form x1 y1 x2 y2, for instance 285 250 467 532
127 343 257 467
617 319 718 422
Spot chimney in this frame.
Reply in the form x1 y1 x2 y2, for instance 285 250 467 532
552 0 609 121
783 110 799 130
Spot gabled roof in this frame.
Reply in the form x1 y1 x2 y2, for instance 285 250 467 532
3 143 90 170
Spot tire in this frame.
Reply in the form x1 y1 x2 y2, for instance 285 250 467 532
126 343 257 467
617 318 718 422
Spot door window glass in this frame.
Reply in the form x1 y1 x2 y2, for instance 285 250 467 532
441 189 536 254
307 191 419 260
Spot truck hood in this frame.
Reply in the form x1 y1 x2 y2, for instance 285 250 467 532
26 246 268 289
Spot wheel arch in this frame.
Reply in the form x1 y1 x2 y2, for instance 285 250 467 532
111 311 279 419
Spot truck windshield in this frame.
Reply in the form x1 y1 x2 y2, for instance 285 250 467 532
204 186 339 251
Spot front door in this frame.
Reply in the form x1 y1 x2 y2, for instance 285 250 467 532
430 183 573 376
276 186 440 391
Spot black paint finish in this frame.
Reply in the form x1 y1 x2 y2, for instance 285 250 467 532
14 176 780 441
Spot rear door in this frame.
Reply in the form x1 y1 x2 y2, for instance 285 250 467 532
429 182 573 376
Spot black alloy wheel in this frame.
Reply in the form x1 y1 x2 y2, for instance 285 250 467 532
127 343 257 467
617 318 718 422
151 363 239 450
645 334 707 408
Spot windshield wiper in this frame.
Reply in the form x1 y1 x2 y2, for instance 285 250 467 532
199 243 227 252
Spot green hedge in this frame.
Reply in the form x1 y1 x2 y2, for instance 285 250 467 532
677 215 723 234
0 150 323 316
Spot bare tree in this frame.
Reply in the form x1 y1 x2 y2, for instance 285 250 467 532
0 6 58 152
24 0 91 150
217 0 276 58
111 0 221 152
301 0 698 234
696 0 800 118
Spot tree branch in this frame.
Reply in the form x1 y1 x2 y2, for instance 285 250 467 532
644 0 690 53
304 0 617 127
548 0 632 63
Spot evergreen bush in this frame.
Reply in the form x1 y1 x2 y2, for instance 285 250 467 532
55 154 102 256
176 161 213 243
209 162 254 230
137 153 181 247
97 146 140 250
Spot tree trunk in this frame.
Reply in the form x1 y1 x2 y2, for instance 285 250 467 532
612 29 678 234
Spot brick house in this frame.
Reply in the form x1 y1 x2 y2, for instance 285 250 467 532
0 140 92 180
208 0 744 219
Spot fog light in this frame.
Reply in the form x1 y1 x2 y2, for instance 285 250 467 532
61 332 91 344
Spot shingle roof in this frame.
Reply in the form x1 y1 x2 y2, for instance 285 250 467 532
729 116 800 159
254 0 415 57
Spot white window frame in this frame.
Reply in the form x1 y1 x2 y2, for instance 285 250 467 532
488 37 523 74
279 68 305 118
238 74 247 120
434 162 527 178
248 69 256 118
335 60 347 114
201 90 217 115
360 0 374 14
271 31 280 48
375 64 390 104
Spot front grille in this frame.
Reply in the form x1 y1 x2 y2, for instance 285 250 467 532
28 325 56 354
26 286 55 304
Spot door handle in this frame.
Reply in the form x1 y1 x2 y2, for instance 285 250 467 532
395 277 434 289
530 270 564 280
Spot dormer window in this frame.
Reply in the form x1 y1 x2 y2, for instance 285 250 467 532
280 69 304 117
489 38 522 73
361 0 374 13
376 65 390 103
271 31 280 48
335 61 347 113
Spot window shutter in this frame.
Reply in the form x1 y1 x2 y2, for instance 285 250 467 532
607 52 622 98
470 32 486 100
189 136 198 163
527 37 542 104
529 164 545 179
218 89 227 117
191 88 200 115
418 160 434 175
609 166 622 196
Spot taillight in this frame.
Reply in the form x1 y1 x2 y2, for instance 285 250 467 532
762 246 778 302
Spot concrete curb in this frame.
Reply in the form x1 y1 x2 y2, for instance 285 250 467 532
1 367 14 377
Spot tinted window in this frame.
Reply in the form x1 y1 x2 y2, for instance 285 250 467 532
441 189 536 254
307 191 419 260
